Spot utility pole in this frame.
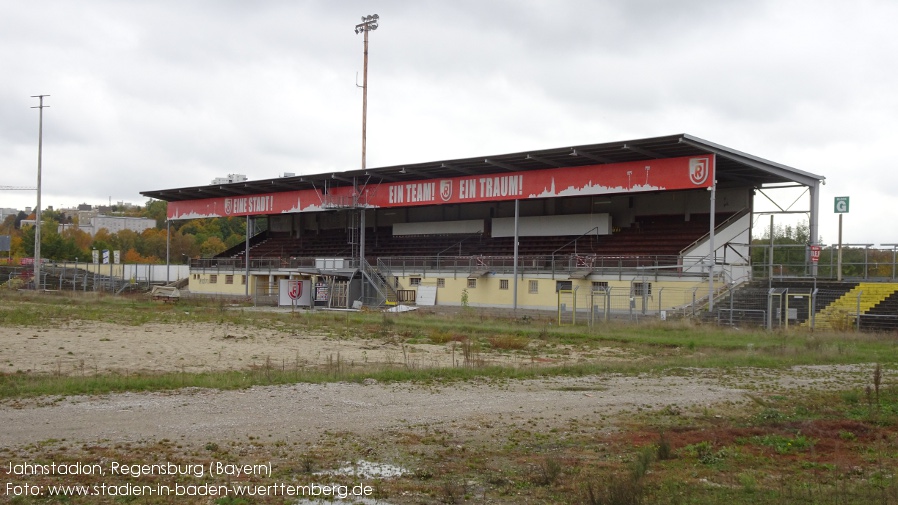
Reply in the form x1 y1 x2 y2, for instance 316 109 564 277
355 14 379 170
31 95 49 290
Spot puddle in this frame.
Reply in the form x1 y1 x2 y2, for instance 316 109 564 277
315 460 409 480
294 499 395 505
291 460 408 504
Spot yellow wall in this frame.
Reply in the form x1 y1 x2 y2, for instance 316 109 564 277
400 274 707 311
188 273 253 295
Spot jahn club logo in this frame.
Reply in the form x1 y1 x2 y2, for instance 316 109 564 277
689 158 710 186
440 180 452 202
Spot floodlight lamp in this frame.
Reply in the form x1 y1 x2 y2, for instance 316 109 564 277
361 16 366 21
372 14 379 19
367 15 374 21
370 23 378 30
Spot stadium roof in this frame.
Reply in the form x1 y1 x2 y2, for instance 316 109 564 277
141 133 825 203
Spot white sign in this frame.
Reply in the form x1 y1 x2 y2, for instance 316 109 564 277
278 279 312 306
416 285 437 306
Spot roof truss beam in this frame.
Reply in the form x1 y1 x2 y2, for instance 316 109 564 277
484 158 518 171
365 171 400 182
399 166 428 177
331 174 354 184
570 149 613 163
526 154 563 167
441 162 475 175
622 144 664 158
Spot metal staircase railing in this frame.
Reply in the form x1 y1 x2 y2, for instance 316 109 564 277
361 258 399 307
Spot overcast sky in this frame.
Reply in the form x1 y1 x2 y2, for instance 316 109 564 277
2 0 896 245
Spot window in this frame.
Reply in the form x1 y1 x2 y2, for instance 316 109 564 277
633 282 652 296
209 274 218 284
241 275 246 285
500 279 509 290
437 278 445 288
592 281 608 291
225 275 234 285
555 280 572 292
467 278 477 289
528 280 538 294
410 277 421 286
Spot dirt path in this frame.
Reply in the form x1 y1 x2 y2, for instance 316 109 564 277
0 365 875 449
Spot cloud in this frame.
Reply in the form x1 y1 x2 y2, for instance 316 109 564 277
0 0 896 244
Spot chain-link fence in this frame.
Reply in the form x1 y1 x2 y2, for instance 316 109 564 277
2 265 146 294
714 284 898 332
556 286 717 326
555 283 898 332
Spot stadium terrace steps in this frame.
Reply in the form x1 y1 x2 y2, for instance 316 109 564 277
805 283 898 330
218 213 727 261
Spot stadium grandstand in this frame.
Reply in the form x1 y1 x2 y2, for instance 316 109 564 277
142 133 833 319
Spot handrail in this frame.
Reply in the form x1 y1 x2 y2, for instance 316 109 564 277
680 207 750 256
436 233 482 257
551 227 601 257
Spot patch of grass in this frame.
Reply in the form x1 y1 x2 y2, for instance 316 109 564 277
488 334 530 350
742 433 816 454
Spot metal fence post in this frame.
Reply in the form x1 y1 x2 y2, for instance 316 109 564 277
605 287 611 322
729 284 735 326
810 288 818 331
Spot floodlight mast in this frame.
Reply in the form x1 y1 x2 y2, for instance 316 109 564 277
355 14 378 170
354 14 378 301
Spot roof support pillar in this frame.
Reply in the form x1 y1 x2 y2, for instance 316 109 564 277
708 180 716 312
513 198 520 312
809 180 821 276
245 215 251 296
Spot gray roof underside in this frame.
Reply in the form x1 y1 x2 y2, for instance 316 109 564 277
141 133 824 202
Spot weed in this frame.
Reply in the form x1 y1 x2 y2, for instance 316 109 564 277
299 453 316 473
738 472 757 493
873 363 882 404
531 457 562 486
683 441 727 466
581 447 654 505
838 430 857 441
439 479 468 504
755 407 786 423
583 474 644 505
656 432 673 461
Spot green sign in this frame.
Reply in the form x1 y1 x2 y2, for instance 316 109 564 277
834 196 849 213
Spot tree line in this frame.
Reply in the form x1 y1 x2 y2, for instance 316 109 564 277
1 200 249 264
750 221 896 279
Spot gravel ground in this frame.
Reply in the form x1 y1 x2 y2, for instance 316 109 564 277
0 365 879 449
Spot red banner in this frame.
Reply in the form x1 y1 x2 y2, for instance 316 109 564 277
810 245 821 263
167 155 714 219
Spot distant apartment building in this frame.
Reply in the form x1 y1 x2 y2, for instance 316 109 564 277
0 208 19 221
58 215 156 236
211 174 248 185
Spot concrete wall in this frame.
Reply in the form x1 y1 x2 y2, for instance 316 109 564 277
393 220 484 236
492 213 612 237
